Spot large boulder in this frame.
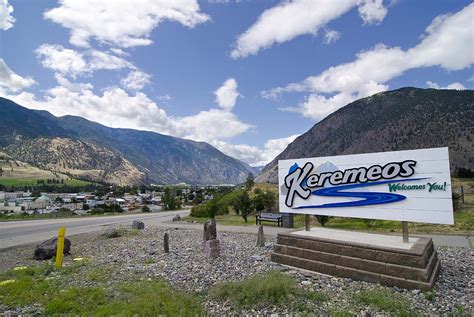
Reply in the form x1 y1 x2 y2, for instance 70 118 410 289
203 219 217 241
34 237 71 260
132 220 145 230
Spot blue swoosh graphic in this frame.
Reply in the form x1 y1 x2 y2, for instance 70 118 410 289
293 178 427 209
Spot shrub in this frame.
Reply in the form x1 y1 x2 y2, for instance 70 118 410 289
315 215 332 226
190 204 209 218
141 205 151 213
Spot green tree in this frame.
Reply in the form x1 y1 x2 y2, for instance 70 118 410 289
141 205 151 213
82 203 89 211
262 191 277 211
207 198 219 219
163 188 181 210
245 173 254 192
232 191 253 223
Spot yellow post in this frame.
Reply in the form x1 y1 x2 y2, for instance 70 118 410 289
55 227 66 269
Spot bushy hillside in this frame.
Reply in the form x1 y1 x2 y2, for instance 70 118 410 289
257 88 474 183
0 97 257 185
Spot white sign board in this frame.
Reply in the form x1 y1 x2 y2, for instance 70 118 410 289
278 147 453 225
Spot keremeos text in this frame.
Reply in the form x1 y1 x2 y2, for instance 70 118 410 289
284 160 416 207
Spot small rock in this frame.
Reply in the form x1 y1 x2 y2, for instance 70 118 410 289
301 280 312 286
172 214 181 221
101 227 121 238
132 220 145 230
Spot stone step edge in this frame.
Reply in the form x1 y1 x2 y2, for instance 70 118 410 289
273 244 438 282
271 252 440 291
276 237 434 268
277 232 432 256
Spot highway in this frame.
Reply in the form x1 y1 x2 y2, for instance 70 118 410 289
0 210 190 249
0 210 471 250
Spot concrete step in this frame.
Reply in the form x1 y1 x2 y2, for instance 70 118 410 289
276 232 434 268
271 251 440 290
272 230 441 290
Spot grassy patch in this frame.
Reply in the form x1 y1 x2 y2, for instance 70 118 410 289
355 289 416 315
423 290 436 302
0 178 91 187
0 264 203 315
85 265 114 282
209 271 328 311
144 257 154 265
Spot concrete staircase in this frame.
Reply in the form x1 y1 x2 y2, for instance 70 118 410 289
271 231 440 290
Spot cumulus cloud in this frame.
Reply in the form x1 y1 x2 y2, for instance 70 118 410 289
121 70 152 91
0 0 15 30
324 29 341 44
230 0 387 59
214 78 240 110
357 0 387 25
264 3 474 120
426 81 466 90
35 44 133 78
0 59 36 93
44 0 210 48
213 134 299 166
5 76 251 147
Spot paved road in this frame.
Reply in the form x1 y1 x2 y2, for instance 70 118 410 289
0 210 189 249
0 210 471 249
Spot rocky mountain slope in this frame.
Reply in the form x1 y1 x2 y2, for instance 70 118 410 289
257 87 474 183
0 97 257 185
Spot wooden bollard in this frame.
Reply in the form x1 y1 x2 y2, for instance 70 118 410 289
164 233 169 253
55 227 66 269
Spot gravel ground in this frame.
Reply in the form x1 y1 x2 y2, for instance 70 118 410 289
0 226 472 316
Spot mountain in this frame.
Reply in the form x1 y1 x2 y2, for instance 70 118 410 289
256 87 474 183
0 97 257 185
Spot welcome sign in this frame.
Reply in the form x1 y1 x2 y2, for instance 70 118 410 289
278 147 453 224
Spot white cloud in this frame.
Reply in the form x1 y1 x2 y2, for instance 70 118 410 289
426 81 466 90
357 0 387 25
214 78 240 110
265 3 474 120
35 44 133 78
44 0 210 48
121 70 152 91
157 95 172 101
178 109 251 141
0 59 36 93
230 0 387 59
0 0 15 30
213 134 299 166
5 76 251 147
324 29 341 44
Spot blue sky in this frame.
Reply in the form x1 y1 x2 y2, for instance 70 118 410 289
0 0 472 166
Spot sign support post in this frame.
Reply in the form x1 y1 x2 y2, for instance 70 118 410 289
402 221 409 243
305 214 311 231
